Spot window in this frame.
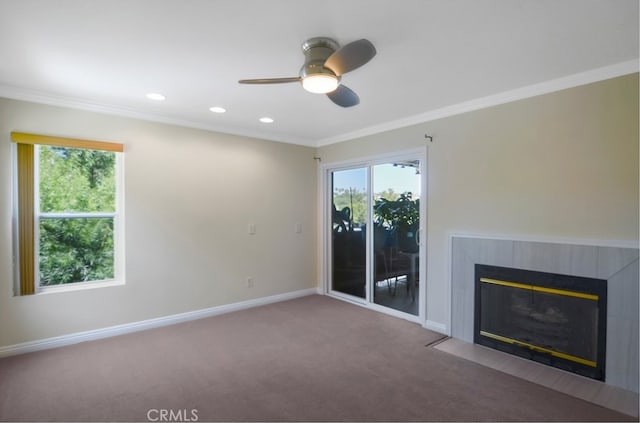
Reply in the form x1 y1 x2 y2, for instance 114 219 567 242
12 132 124 295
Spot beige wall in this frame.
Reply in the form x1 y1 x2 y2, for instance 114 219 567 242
318 73 639 331
0 73 637 348
0 98 318 347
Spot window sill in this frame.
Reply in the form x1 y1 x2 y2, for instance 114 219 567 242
37 279 125 295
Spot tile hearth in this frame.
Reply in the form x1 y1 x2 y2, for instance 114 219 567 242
435 337 638 417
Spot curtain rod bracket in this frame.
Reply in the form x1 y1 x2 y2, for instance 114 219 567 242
424 134 433 142
313 156 322 162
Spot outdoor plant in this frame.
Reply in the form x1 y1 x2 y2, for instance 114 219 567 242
373 192 419 253
373 192 419 230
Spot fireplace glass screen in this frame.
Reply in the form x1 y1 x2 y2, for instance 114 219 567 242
475 265 607 380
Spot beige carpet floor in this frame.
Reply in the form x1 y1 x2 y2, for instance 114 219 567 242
0 294 635 422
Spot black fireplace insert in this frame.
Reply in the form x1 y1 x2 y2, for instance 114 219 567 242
474 264 607 380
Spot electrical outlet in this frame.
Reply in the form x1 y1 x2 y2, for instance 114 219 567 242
246 277 254 288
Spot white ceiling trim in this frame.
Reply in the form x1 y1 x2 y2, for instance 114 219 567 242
0 84 311 146
315 60 640 147
0 60 637 149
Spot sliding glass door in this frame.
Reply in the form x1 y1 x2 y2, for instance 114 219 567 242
327 153 425 319
372 161 421 316
331 167 367 298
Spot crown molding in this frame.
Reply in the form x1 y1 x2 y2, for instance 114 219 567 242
0 60 637 149
315 60 640 147
0 84 314 147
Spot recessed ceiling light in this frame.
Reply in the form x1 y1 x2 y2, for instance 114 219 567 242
259 117 274 123
209 106 227 113
146 92 166 101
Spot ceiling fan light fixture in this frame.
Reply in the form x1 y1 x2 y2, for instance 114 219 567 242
302 74 339 94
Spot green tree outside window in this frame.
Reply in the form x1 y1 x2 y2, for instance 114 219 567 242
38 146 116 285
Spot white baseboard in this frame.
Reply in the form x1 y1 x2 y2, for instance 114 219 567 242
0 288 317 358
424 320 449 335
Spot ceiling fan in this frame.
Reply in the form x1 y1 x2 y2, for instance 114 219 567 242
238 37 376 108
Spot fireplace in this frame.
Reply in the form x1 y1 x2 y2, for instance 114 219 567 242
474 264 607 380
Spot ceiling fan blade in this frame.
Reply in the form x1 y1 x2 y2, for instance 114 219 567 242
324 39 376 76
327 85 360 108
238 77 301 84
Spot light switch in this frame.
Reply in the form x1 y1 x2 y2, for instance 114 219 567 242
248 223 256 235
294 223 302 234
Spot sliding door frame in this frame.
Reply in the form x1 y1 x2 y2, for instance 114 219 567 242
321 147 428 323
325 162 371 306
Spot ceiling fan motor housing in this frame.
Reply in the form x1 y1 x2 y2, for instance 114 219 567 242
299 37 340 81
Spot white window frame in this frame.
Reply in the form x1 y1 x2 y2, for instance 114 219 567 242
12 136 125 295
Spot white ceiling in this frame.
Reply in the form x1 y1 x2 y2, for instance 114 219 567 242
0 0 637 147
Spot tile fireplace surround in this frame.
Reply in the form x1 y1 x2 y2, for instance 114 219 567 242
450 235 639 393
